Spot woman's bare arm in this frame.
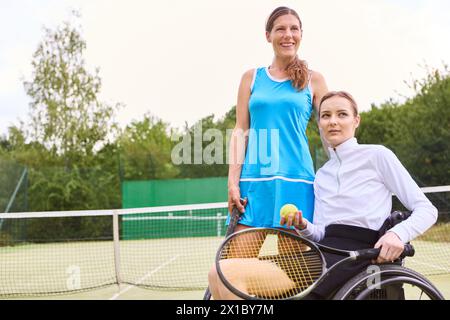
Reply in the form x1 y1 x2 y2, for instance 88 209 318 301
228 69 253 213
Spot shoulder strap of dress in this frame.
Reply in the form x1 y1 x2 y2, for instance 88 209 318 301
307 70 314 101
250 67 259 93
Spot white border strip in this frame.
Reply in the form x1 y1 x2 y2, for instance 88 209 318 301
264 66 289 82
122 215 227 221
240 176 314 184
421 185 450 193
119 202 228 216
250 68 257 93
0 209 114 219
0 202 228 219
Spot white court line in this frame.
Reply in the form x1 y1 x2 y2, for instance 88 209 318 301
109 254 181 300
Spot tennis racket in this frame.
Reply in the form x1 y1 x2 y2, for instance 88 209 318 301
203 201 244 300
215 227 415 300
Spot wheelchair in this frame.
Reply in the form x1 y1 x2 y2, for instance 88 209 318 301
329 211 445 300
331 264 444 300
205 211 445 300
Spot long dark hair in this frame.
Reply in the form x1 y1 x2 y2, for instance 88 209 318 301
265 6 309 91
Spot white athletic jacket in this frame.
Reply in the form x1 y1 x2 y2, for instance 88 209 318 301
298 137 437 243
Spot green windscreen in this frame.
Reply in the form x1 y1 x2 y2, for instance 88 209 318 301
122 177 227 208
121 177 228 240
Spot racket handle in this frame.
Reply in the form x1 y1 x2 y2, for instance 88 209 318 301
355 248 381 260
400 244 415 258
225 198 246 237
356 244 415 261
225 206 242 237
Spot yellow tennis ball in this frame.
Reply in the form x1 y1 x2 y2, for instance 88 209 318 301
280 204 298 218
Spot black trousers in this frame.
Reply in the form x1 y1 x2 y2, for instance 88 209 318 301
306 224 380 299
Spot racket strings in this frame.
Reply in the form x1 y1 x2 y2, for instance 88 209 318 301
218 229 324 299
277 236 322 292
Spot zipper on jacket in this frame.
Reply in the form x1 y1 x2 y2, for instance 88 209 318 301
334 148 342 193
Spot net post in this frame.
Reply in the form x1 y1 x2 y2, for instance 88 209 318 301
217 212 222 236
113 210 122 285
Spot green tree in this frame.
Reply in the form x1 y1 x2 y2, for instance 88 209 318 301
357 66 449 186
175 109 235 178
0 135 10 152
357 99 399 149
13 15 123 213
392 66 450 186
23 18 120 166
119 113 179 180
306 114 328 171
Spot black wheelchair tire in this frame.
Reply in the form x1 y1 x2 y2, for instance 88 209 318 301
332 264 445 300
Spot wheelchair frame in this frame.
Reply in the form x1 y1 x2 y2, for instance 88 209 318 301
331 264 444 300
330 211 445 300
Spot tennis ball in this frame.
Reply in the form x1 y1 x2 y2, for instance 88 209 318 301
280 204 298 218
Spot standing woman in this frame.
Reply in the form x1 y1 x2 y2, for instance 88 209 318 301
228 6 328 231
208 6 328 299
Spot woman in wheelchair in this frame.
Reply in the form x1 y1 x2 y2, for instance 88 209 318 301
208 91 439 300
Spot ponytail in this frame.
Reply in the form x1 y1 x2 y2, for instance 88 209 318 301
286 55 309 91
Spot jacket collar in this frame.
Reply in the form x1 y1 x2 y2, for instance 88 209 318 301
328 137 359 159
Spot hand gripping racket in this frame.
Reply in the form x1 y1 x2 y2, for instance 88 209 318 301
215 227 414 300
203 201 244 300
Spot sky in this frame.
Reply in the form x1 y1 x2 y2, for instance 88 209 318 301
0 0 449 137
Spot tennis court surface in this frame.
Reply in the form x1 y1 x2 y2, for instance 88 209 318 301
1 186 449 299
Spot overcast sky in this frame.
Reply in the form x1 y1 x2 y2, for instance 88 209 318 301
1 0 449 137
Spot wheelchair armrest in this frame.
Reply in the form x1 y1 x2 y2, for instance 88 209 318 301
390 211 412 227
378 210 412 238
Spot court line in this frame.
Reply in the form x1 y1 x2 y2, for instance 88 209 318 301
109 254 181 300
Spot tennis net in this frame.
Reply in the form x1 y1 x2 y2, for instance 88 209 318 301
393 185 450 276
0 186 448 297
0 203 228 297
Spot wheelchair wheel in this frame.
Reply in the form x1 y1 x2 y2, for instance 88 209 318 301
332 264 445 300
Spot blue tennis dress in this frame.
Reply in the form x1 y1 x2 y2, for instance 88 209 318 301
230 67 315 228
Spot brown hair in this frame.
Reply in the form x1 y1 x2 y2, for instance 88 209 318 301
319 91 359 116
265 6 309 91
